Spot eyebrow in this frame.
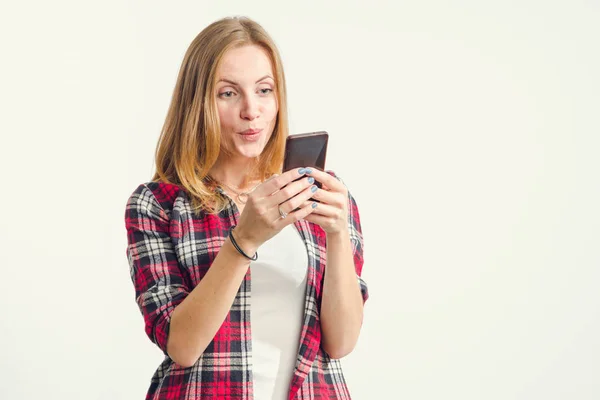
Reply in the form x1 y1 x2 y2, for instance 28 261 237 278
217 75 275 85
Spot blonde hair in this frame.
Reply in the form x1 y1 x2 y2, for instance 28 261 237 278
151 16 289 215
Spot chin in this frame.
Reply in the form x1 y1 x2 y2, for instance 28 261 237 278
237 138 270 157
237 147 265 158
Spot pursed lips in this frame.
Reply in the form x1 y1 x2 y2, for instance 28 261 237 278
239 128 262 135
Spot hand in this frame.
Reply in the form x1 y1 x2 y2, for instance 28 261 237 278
301 169 349 235
233 167 319 252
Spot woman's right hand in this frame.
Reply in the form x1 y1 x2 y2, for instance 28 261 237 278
232 167 319 253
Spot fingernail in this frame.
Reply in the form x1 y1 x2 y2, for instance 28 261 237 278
298 168 306 174
311 185 318 192
304 168 313 174
308 177 315 184
312 202 318 208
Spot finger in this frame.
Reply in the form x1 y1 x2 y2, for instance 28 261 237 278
302 212 330 226
303 202 340 218
271 177 317 208
278 181 319 214
307 186 345 207
274 198 318 228
304 169 345 193
253 168 309 198
302 210 341 229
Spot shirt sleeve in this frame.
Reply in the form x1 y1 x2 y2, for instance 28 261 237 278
347 189 369 304
124 183 191 356
328 172 369 304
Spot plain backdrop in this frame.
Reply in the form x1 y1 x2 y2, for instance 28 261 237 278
1 1 599 399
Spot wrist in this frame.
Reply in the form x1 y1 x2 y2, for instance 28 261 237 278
326 227 350 241
224 239 253 265
230 226 259 255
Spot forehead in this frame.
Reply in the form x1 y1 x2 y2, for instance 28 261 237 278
217 44 274 81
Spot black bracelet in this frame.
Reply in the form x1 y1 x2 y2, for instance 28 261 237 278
229 226 258 261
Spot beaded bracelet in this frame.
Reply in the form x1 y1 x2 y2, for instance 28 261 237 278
229 226 258 261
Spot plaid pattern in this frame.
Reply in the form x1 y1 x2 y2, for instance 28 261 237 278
125 171 368 400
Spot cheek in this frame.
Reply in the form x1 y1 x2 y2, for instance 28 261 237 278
217 104 236 130
263 98 279 121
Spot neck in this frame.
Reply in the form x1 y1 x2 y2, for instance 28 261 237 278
208 155 259 190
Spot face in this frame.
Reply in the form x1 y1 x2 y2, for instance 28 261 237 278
214 44 278 160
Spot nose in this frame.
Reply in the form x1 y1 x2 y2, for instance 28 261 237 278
240 95 260 121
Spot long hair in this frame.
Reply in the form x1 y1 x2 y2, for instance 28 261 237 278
151 16 289 215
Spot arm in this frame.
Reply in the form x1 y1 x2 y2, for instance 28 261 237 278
125 184 255 368
302 171 369 359
166 238 253 367
320 227 365 359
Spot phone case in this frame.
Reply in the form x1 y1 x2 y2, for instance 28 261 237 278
282 131 329 209
283 131 329 188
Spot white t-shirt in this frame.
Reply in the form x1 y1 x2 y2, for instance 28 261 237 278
250 223 309 400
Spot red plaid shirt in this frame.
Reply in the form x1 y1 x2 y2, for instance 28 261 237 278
125 171 369 399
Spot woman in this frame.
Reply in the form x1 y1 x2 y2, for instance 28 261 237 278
125 16 369 400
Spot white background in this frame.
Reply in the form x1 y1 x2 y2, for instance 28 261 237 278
1 1 599 399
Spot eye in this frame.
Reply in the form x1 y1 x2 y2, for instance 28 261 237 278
219 90 235 98
259 88 273 95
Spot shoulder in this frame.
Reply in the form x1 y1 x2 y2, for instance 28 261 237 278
126 181 185 217
142 181 184 210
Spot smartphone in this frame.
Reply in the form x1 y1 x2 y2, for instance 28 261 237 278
283 131 329 189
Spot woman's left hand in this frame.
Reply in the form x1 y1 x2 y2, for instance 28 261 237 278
301 169 349 235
